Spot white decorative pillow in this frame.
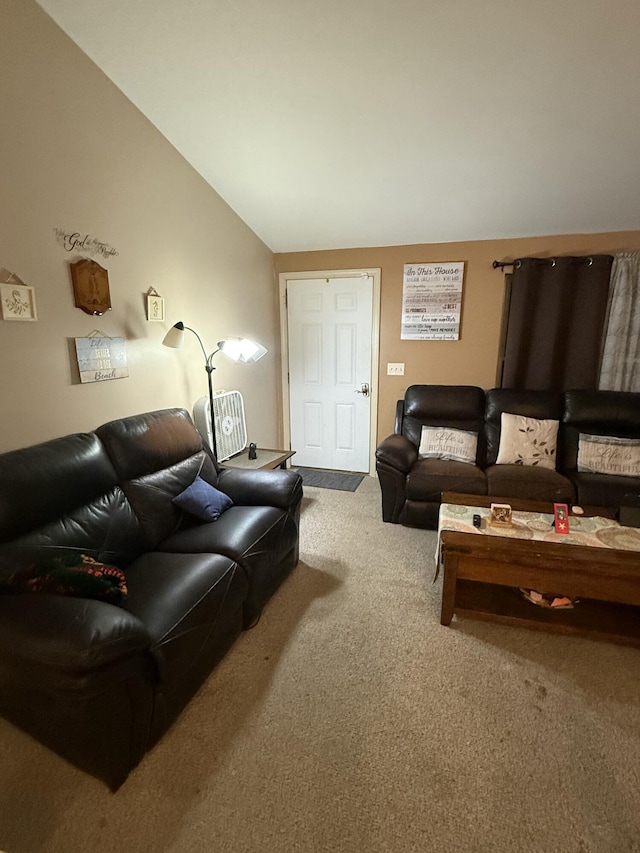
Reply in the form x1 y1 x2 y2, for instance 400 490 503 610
578 434 640 477
418 426 478 464
496 413 559 470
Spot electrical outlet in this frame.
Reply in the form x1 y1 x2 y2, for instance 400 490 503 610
387 362 405 376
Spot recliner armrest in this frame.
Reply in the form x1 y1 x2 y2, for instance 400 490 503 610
0 594 151 674
375 434 418 473
216 467 303 510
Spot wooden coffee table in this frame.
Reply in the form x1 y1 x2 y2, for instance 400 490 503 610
438 492 640 647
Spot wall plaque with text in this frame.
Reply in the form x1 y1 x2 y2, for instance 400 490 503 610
74 336 128 383
401 262 465 340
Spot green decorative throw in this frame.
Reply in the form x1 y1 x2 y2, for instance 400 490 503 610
0 553 128 605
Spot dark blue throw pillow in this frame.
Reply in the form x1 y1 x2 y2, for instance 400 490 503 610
172 476 233 522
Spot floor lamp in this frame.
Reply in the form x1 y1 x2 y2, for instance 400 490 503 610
162 321 267 459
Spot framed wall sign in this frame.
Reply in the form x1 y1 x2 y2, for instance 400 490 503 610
401 262 465 340
70 259 112 316
1 283 38 321
74 335 128 383
146 293 165 321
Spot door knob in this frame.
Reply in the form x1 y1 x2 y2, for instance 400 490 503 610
355 383 370 397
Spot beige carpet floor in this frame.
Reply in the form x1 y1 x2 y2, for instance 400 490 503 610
2 477 640 853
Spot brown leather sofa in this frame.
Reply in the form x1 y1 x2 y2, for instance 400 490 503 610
0 408 302 789
376 385 640 529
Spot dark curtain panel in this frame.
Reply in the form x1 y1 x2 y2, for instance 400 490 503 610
500 255 614 391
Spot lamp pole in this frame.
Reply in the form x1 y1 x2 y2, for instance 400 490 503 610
170 323 220 459
162 322 267 461
191 330 222 461
204 360 218 460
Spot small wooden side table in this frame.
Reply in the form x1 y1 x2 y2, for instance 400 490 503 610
222 448 295 471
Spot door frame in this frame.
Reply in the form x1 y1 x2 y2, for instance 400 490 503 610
279 268 381 476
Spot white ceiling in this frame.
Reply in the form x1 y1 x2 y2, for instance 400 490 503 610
36 0 640 253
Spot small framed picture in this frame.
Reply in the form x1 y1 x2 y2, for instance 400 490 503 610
146 294 165 322
1 283 38 321
490 502 513 527
553 502 570 534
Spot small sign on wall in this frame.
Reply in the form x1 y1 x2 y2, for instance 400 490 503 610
401 262 465 340
1 282 37 321
70 259 112 316
74 335 128 383
146 292 165 321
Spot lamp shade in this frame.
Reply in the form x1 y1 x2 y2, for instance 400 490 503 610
219 338 268 363
244 340 268 362
162 324 266 364
162 322 185 349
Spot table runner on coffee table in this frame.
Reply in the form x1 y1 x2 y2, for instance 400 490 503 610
436 503 640 573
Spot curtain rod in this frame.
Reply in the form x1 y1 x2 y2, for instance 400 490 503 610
494 256 602 270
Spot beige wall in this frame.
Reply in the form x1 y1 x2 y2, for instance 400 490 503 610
0 0 278 453
275 230 640 442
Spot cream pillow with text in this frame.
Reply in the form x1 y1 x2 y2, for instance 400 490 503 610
578 434 640 477
419 426 478 464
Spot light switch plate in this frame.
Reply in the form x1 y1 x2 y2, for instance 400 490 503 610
387 362 405 375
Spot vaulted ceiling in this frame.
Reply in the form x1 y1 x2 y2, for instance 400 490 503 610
36 0 640 252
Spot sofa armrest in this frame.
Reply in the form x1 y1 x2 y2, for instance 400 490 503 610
0 594 155 790
0 594 151 675
216 467 303 510
375 434 418 473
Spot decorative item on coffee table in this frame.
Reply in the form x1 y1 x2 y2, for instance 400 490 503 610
489 502 512 527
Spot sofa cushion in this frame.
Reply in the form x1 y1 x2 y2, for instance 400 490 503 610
568 471 640 508
117 459 213 547
0 485 149 574
402 385 486 464
96 409 221 546
418 426 478 464
486 464 574 503
496 413 559 470
406 458 487 502
173 476 233 521
96 408 212 481
0 432 121 544
123 551 247 733
561 389 640 471
159 505 299 626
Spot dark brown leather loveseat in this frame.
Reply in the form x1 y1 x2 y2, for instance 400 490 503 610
376 385 640 529
0 408 302 789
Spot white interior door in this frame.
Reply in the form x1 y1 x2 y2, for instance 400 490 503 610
286 276 373 472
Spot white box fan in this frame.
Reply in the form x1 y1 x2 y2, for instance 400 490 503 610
193 391 247 461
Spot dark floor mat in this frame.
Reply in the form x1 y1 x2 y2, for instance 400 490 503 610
295 468 364 492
